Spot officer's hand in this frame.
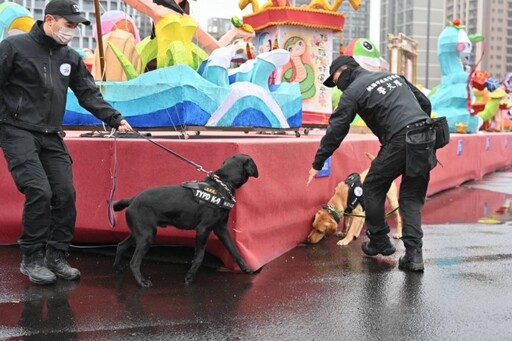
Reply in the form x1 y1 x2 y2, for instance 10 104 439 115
117 119 133 133
307 168 319 186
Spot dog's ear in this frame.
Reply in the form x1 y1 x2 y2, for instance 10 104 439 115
244 157 259 178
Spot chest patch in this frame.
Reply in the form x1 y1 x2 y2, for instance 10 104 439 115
182 181 234 210
60 63 71 76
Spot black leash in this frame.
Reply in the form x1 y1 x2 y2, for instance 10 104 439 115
323 204 400 221
343 206 399 219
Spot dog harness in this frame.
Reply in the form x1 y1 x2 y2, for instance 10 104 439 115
182 181 235 210
344 172 365 213
321 173 365 224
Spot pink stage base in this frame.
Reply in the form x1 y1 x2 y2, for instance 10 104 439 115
0 131 511 271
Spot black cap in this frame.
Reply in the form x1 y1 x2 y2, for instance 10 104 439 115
323 55 360 88
45 0 90 26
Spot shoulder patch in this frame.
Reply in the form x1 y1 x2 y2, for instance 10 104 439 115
60 63 71 76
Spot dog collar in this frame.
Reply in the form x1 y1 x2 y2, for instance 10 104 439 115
209 173 236 203
182 181 235 210
321 204 342 224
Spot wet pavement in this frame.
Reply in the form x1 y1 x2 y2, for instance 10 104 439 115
1 169 511 340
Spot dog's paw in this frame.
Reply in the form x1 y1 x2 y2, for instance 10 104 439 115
114 264 125 274
185 274 195 285
335 231 347 239
139 279 153 288
336 238 352 246
393 233 402 239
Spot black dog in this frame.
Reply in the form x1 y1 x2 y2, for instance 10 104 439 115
113 154 259 287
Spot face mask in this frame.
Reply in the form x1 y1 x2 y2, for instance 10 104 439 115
336 68 353 91
52 24 76 45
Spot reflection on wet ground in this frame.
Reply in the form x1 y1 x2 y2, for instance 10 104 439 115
0 168 511 340
423 168 512 224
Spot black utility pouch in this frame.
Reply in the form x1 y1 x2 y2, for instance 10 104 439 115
428 116 450 149
405 126 437 177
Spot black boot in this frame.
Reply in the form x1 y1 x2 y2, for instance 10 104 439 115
361 233 396 256
399 248 424 272
45 247 81 281
20 250 57 285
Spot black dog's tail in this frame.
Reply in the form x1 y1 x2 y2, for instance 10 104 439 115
113 198 134 211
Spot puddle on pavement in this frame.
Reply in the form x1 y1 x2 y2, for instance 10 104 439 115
423 170 512 225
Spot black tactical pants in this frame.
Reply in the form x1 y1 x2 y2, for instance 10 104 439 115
362 127 430 251
0 125 76 255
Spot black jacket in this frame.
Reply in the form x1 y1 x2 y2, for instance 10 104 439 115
0 21 124 133
312 67 431 170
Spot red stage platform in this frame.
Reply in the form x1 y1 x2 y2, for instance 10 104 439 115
1 131 511 271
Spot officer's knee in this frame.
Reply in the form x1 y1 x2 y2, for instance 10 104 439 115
24 182 52 204
53 182 76 205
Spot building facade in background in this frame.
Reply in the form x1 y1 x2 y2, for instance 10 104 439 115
336 0 370 58
446 0 512 80
380 0 445 88
3 0 152 50
381 0 511 88
204 17 231 40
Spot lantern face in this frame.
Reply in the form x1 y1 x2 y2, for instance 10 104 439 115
245 7 346 126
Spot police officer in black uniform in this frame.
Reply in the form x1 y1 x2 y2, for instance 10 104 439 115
307 56 433 272
0 0 133 285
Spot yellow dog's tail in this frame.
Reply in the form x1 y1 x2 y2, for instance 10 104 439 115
365 152 376 161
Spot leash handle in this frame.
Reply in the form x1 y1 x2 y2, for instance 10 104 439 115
107 135 118 228
107 198 116 228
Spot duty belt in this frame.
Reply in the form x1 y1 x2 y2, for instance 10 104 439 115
406 120 428 129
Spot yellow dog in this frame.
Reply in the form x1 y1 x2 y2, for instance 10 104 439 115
307 152 402 245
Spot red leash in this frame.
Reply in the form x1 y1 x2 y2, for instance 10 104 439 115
107 134 118 227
